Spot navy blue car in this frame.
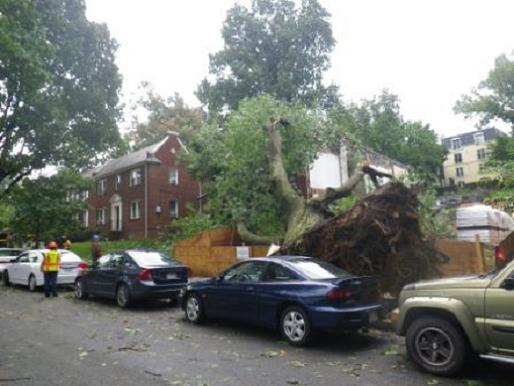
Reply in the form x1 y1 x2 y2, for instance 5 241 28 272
182 256 383 345
74 250 189 308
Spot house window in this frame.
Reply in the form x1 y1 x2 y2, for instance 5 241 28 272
169 200 179 218
96 179 107 195
474 132 485 145
454 153 462 163
169 168 179 185
81 190 89 200
456 167 464 177
115 175 122 191
129 168 142 186
479 163 487 174
477 148 487 160
451 138 462 150
96 208 106 225
130 201 141 219
78 210 88 227
457 181 465 188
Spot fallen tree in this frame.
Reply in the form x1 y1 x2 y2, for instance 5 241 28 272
277 182 448 293
238 118 447 293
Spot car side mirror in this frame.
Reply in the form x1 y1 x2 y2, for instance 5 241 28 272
502 277 514 290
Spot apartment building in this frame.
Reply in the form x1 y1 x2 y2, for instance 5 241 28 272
442 128 505 187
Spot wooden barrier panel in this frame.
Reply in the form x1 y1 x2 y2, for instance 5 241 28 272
436 239 487 277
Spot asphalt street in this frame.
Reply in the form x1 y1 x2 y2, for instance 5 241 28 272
0 285 512 386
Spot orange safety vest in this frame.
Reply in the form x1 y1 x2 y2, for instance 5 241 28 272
43 250 60 272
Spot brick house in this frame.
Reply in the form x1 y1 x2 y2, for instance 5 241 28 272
82 133 201 240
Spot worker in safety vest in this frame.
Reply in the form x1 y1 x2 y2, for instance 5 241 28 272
41 241 61 298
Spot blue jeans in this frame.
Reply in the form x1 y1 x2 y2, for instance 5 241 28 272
44 271 58 296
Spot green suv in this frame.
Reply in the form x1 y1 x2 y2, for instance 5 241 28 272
396 260 514 376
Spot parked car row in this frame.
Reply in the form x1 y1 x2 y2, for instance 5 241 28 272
2 246 514 377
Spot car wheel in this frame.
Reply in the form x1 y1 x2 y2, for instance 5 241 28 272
3 271 11 287
406 316 467 376
74 278 88 300
28 275 37 292
280 306 312 346
184 293 205 323
116 283 131 308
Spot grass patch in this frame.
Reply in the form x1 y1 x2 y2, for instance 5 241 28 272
71 239 171 263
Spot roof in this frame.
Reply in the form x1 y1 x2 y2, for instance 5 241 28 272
442 128 506 148
84 134 185 179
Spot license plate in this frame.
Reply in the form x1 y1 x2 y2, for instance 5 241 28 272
369 311 378 323
166 273 177 280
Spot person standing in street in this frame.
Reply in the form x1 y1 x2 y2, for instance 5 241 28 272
41 241 61 298
91 234 102 262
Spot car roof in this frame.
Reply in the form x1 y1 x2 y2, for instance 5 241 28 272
248 255 313 263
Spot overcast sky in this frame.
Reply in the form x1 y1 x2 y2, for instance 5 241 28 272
85 0 514 139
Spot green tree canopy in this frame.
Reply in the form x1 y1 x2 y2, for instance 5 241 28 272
196 0 338 114
0 0 122 195
186 95 324 236
8 170 90 242
455 53 514 133
329 91 447 180
127 82 205 149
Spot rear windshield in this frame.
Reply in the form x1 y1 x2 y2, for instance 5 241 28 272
128 251 178 267
286 258 350 280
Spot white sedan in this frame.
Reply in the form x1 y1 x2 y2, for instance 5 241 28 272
3 249 88 291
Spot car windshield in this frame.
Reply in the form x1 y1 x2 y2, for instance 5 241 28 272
285 257 350 280
128 251 177 267
60 251 81 263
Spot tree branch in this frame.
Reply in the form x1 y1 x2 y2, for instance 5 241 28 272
263 118 303 214
309 163 393 206
236 223 277 245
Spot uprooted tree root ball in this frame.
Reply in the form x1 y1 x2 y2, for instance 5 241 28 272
277 182 449 294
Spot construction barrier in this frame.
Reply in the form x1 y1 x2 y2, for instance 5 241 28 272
436 238 489 277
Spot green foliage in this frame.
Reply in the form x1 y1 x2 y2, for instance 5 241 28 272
167 212 226 244
197 0 338 114
71 239 164 263
418 189 456 239
0 0 123 195
328 91 447 181
330 195 360 215
8 170 91 242
187 95 323 236
455 53 514 132
127 82 205 149
0 203 14 230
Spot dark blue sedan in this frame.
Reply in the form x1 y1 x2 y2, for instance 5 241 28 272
182 256 383 345
74 250 189 308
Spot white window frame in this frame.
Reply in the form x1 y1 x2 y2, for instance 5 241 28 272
96 179 107 195
130 200 141 220
474 132 485 145
169 168 179 185
456 167 464 177
115 174 122 191
129 168 142 187
454 153 462 163
451 138 462 150
477 148 487 160
170 199 179 218
96 208 106 225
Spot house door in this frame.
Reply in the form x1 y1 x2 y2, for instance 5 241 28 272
109 194 123 232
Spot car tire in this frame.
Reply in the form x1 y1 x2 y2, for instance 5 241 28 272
280 306 312 346
116 283 131 308
3 271 11 287
74 278 88 300
406 316 467 376
28 275 37 292
184 293 205 324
